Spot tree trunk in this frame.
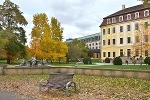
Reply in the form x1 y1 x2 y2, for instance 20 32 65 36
7 59 10 64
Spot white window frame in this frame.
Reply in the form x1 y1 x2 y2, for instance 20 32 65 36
112 17 116 23
144 10 149 17
119 16 123 22
135 12 139 19
107 18 111 24
127 14 131 20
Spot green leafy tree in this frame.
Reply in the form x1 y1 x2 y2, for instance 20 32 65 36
66 43 81 62
72 39 89 58
0 0 28 63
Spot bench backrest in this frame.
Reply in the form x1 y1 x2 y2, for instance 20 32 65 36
48 73 74 85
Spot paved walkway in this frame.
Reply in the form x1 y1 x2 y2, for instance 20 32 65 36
0 90 19 100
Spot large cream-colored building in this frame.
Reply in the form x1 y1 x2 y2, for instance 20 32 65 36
100 4 150 60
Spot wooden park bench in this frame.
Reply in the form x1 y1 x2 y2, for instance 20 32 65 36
39 73 77 96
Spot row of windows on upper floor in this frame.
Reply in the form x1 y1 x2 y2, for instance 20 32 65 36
80 36 100 42
103 49 149 58
89 46 101 49
103 22 148 35
103 35 148 46
88 42 101 46
107 10 149 24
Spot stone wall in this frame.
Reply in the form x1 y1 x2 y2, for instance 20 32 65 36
0 66 150 80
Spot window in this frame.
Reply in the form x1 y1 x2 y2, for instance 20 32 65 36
92 43 94 46
144 10 149 17
127 14 131 20
113 27 115 33
119 16 123 22
135 49 139 56
127 25 130 31
120 49 123 57
108 39 110 45
145 35 148 42
103 40 105 45
127 49 131 57
89 44 91 46
108 52 110 57
107 18 111 24
96 43 98 45
113 52 116 57
108 28 110 34
103 29 105 35
113 39 115 44
145 50 148 56
112 17 116 23
127 37 131 43
103 52 106 57
135 23 139 30
120 38 123 44
144 22 148 28
135 36 140 43
120 26 123 32
135 12 139 19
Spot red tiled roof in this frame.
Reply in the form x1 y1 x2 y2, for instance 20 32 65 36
105 3 150 18
100 3 150 27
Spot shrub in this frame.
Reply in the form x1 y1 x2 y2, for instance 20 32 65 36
148 58 150 65
113 57 122 65
105 57 110 63
144 57 150 64
83 57 92 64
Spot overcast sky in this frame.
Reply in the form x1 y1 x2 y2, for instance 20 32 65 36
0 0 142 44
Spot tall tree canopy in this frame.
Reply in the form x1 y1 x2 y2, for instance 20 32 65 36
0 0 28 63
66 39 89 62
29 13 68 63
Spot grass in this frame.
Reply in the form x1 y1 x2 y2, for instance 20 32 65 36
0 60 150 70
80 65 150 70
0 74 149 99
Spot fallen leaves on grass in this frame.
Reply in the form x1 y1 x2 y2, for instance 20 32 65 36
0 75 149 100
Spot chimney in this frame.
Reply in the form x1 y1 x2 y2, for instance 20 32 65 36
122 4 125 10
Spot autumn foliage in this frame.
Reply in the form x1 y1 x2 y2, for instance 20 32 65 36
28 13 68 62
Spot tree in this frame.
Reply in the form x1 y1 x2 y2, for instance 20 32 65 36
66 39 89 62
0 0 28 63
66 43 81 62
50 17 67 63
131 22 150 66
29 13 68 63
138 0 150 7
71 39 89 58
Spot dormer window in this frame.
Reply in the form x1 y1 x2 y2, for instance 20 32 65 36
119 16 123 22
107 18 111 24
135 12 139 19
127 14 131 20
112 17 116 23
144 10 149 17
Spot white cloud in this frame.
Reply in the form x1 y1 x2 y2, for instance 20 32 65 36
0 0 143 44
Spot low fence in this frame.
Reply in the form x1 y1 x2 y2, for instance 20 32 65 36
0 65 150 80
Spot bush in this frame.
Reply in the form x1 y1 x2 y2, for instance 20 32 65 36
148 59 150 65
144 57 150 64
105 57 110 63
113 57 122 65
83 57 92 64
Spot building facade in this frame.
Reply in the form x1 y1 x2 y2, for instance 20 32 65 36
100 4 150 61
66 33 101 58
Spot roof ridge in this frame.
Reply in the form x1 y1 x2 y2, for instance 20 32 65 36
104 3 149 18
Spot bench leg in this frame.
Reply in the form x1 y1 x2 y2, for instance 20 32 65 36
66 82 76 96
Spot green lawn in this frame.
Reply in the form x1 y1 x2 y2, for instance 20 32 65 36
0 60 150 70
79 65 150 70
